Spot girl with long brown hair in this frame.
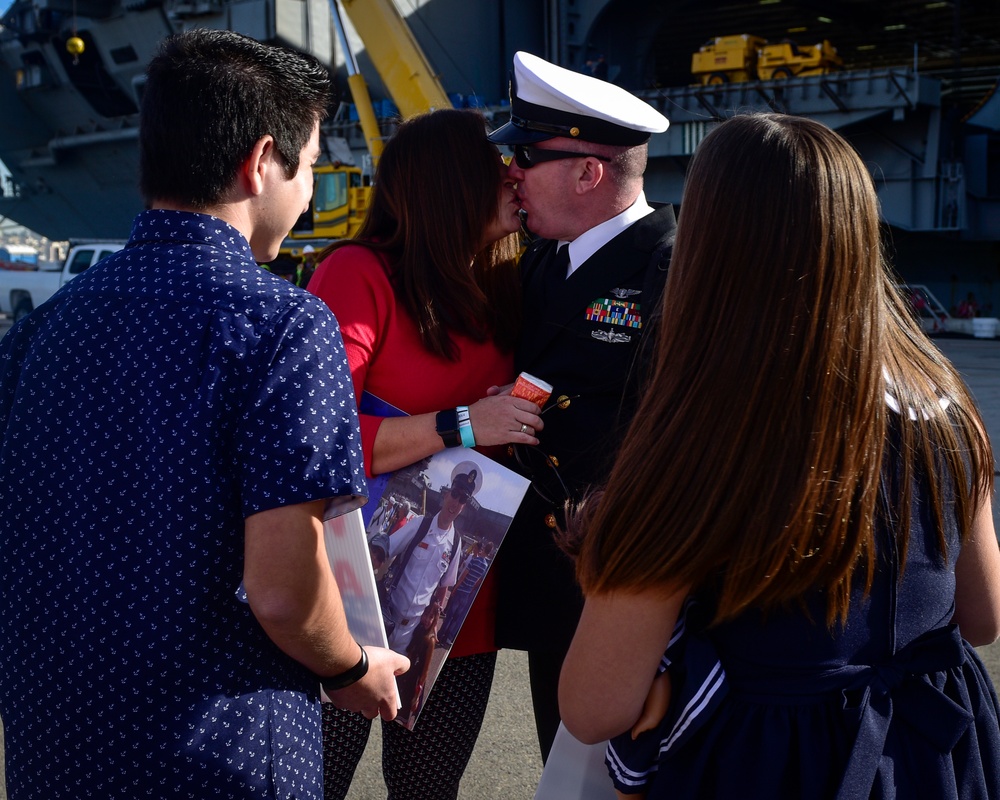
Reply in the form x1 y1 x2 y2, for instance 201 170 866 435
559 113 1000 798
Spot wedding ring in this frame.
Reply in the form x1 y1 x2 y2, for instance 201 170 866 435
520 423 529 434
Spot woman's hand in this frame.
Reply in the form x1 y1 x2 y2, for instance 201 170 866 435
486 382 514 397
631 671 672 740
468 394 543 446
369 393 542 475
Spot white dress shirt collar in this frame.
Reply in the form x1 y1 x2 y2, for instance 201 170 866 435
559 192 655 277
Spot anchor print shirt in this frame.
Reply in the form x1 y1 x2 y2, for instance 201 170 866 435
0 210 366 799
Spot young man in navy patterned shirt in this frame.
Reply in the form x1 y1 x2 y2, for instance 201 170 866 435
0 29 407 799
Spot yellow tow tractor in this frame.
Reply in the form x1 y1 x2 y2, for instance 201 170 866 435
757 39 843 80
691 34 842 85
691 34 766 85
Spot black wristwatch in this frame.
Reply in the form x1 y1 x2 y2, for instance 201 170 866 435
435 408 462 448
320 645 369 693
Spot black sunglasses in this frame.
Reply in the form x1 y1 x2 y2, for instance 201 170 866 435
513 144 612 170
449 488 471 503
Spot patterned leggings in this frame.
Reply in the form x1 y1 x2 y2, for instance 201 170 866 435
322 651 497 800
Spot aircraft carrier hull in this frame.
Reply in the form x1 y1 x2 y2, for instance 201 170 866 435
0 0 334 240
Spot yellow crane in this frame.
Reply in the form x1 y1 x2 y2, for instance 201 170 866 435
339 0 452 120
284 0 452 256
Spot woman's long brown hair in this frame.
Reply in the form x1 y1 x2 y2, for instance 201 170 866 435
319 109 520 359
573 113 992 627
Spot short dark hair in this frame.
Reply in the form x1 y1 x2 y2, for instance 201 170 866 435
139 28 332 207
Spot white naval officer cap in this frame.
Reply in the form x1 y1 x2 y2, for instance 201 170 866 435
450 460 483 497
487 51 669 147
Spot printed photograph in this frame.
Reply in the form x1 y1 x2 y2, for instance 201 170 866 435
365 450 529 728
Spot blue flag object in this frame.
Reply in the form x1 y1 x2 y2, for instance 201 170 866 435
358 391 407 529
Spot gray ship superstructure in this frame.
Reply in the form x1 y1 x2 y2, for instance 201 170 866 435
0 0 998 306
0 0 335 239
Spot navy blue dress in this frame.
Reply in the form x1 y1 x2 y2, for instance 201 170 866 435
0 210 367 799
608 445 1000 799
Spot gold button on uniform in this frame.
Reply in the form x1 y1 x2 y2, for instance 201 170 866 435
544 513 558 529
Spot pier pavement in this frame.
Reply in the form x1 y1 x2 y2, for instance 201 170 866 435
0 328 999 799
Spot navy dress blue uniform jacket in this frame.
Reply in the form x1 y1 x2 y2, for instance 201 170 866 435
495 203 676 653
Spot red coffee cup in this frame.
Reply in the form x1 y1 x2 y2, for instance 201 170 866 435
511 372 553 407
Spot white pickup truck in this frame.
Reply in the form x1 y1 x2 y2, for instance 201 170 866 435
0 241 124 322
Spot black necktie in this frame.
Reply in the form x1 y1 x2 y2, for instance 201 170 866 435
545 244 570 301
